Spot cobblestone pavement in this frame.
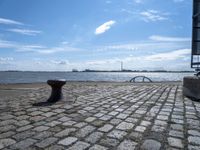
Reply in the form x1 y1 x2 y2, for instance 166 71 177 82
0 82 200 150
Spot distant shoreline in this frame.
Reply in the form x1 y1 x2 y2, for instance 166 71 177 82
0 70 195 73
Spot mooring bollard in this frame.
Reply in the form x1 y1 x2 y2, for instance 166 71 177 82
47 79 66 103
183 76 200 100
33 79 66 106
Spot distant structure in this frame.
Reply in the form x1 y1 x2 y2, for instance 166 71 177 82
72 69 78 72
121 61 123 71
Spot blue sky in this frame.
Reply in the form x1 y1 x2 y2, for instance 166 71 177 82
0 0 192 71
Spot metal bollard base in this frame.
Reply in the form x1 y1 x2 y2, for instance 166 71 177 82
183 76 200 100
33 79 66 106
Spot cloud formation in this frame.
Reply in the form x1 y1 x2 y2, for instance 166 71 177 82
0 17 23 25
0 40 82 54
0 57 14 64
173 0 184 2
134 0 143 3
95 20 116 35
140 10 168 22
145 49 190 61
149 35 191 42
8 29 42 36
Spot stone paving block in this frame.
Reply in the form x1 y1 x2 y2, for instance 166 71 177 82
94 113 104 118
188 130 200 137
58 137 77 146
33 125 49 132
188 145 200 150
0 114 15 120
141 120 151 127
13 130 36 141
62 120 77 126
109 111 119 116
74 122 88 128
188 136 200 146
0 125 16 133
116 113 129 119
85 117 96 122
91 120 105 127
116 122 134 131
59 116 71 122
32 121 46 126
125 117 138 123
135 126 146 132
0 131 15 139
171 119 184 124
154 120 168 126
30 111 43 116
55 128 76 137
115 108 124 112
17 115 30 120
15 120 30 127
36 137 58 148
98 124 113 132
85 131 104 143
47 145 65 150
84 107 95 111
68 141 90 150
0 119 17 126
168 137 183 148
107 130 127 139
169 130 184 138
157 115 169 121
33 131 53 140
99 115 112 121
151 125 166 132
45 120 61 127
76 125 96 138
100 137 120 147
42 112 56 117
129 131 143 142
17 125 33 132
10 138 37 149
170 124 183 131
89 144 108 150
110 118 122 125
53 109 66 113
117 140 137 150
0 138 16 149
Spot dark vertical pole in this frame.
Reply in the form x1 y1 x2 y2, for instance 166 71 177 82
191 0 194 68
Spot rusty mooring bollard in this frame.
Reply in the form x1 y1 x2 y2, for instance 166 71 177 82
33 79 66 106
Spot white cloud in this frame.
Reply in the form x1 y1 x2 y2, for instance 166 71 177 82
134 0 143 3
140 10 168 22
149 35 191 42
51 60 69 65
0 40 82 54
0 17 23 25
0 57 14 64
95 20 116 35
106 1 112 4
145 49 190 61
173 0 184 2
8 28 42 36
96 40 190 53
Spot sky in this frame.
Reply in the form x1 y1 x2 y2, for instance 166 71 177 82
0 0 193 71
